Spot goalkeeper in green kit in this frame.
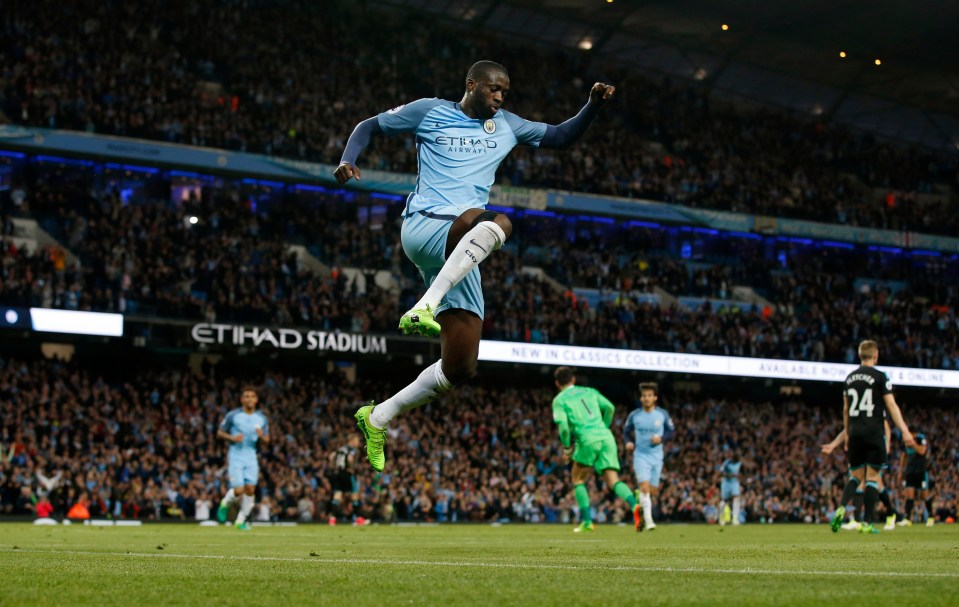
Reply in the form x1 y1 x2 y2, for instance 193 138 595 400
551 366 642 532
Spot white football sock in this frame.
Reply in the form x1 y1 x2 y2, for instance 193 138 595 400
413 221 506 311
719 500 727 525
370 360 453 429
732 497 742 524
236 494 255 524
221 488 236 506
641 492 654 526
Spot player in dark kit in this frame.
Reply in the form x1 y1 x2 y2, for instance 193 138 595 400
898 432 934 527
831 340 915 534
329 435 360 521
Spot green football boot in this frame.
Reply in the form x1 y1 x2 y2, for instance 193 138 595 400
573 521 594 533
859 523 880 535
830 506 846 533
398 305 441 337
355 403 387 472
234 521 252 531
216 500 229 524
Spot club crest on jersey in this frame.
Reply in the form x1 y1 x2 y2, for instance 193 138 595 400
483 119 496 134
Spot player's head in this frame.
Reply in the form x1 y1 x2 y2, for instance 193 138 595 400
240 386 259 410
554 366 576 389
858 340 879 364
463 60 510 120
639 382 658 409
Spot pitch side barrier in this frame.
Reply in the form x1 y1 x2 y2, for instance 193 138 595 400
478 340 959 390
1 307 124 337
0 308 959 389
6 308 957 389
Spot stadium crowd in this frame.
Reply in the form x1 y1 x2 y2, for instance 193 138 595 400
3 181 958 368
1 356 956 526
1 184 410 330
2 0 957 233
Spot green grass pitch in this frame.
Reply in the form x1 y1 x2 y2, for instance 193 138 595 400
0 523 957 606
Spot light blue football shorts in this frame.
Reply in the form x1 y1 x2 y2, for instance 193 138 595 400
633 454 664 487
401 208 484 319
228 458 259 488
721 480 741 500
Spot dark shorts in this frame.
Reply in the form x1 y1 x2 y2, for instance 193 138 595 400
847 435 886 469
904 472 929 490
332 470 355 493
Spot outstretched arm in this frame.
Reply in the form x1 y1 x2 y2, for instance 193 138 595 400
334 98 441 184
334 117 383 184
539 83 615 150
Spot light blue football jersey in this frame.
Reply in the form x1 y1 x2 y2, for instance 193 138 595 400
624 407 674 460
219 408 269 463
377 98 547 216
721 459 742 479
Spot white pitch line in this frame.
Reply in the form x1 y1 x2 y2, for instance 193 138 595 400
3 549 958 579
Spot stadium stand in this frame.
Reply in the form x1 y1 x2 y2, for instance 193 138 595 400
1 356 955 524
4 177 957 368
2 0 956 233
1 0 957 531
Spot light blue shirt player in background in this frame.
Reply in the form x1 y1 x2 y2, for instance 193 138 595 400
719 451 743 526
625 382 675 531
216 387 269 530
335 61 616 473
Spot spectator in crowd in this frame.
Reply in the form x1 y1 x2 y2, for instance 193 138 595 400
1 1 955 234
0 356 955 525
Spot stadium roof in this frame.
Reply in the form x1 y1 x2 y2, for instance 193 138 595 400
388 0 959 152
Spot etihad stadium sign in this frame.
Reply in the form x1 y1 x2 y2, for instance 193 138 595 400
191 323 387 354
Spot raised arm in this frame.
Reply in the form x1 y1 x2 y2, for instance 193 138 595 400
539 83 615 150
